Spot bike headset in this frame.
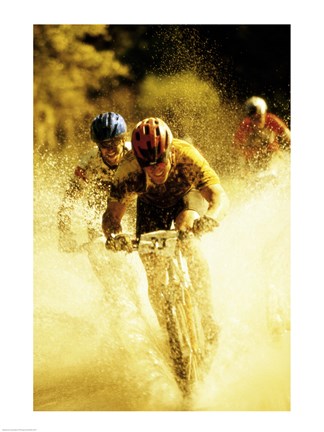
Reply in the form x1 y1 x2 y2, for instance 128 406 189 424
131 117 173 168
90 112 127 143
244 96 268 117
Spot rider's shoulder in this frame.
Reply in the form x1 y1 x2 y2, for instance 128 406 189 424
173 138 193 148
124 141 132 152
173 138 206 161
77 146 100 169
265 113 289 131
266 112 281 123
115 149 141 181
121 148 137 164
173 138 196 154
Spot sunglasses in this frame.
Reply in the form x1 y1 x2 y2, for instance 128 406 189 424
144 161 168 171
98 138 123 149
139 153 168 168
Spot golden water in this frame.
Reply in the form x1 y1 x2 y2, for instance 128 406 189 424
33 152 290 411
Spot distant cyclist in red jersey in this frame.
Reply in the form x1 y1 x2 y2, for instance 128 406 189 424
233 96 291 172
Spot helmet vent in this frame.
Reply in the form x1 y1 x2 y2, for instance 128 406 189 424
90 112 126 143
131 117 172 165
111 124 118 137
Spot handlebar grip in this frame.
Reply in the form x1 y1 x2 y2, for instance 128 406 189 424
105 234 134 253
192 216 219 236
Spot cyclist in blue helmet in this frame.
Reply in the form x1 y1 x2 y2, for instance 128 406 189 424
90 112 128 168
58 112 132 252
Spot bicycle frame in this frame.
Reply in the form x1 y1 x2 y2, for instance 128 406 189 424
137 230 206 395
77 230 208 395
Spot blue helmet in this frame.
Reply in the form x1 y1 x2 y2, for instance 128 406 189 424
90 112 127 143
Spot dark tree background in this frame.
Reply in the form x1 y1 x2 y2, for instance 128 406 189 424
108 24 290 114
34 24 290 159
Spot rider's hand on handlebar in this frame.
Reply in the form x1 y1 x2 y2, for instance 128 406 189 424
192 215 219 236
105 233 133 253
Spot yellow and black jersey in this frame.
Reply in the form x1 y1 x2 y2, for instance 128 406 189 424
109 139 220 208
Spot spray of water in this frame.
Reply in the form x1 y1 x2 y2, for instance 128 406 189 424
33 149 290 411
33 26 290 411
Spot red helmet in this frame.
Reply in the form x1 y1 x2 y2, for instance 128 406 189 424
131 117 173 167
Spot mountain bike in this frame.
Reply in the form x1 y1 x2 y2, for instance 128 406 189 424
138 230 208 395
109 220 218 396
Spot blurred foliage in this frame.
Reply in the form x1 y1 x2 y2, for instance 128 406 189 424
34 25 131 155
137 72 221 133
34 24 290 177
136 72 240 175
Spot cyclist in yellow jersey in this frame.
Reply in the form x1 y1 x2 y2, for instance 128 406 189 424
102 117 230 344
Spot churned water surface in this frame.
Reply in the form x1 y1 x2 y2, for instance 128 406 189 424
33 153 290 411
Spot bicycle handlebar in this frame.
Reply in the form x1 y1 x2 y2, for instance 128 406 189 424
192 215 219 235
105 215 219 253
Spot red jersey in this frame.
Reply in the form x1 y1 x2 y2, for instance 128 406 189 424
233 113 290 169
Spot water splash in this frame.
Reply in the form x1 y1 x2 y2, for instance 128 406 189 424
34 151 290 411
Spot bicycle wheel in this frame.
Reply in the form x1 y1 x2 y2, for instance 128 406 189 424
164 286 206 395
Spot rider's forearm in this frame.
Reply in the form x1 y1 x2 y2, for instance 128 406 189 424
57 209 72 233
200 184 230 222
57 179 83 232
102 201 126 238
57 198 75 233
205 197 229 221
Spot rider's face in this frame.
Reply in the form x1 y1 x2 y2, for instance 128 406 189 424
144 158 172 185
98 138 124 167
250 112 266 129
